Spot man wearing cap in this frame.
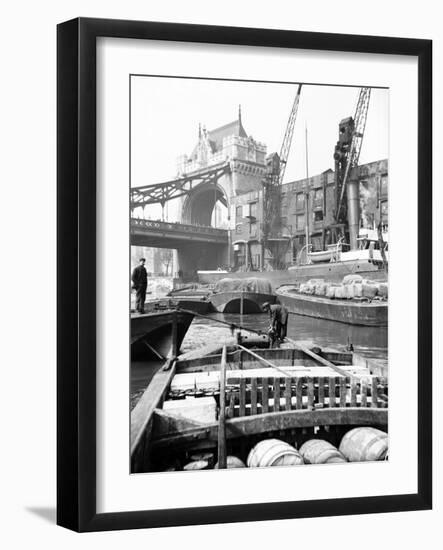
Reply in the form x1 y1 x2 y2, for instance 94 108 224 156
132 258 148 314
262 302 288 346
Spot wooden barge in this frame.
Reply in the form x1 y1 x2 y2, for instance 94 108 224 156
131 340 388 473
167 287 213 314
276 286 388 327
210 291 276 314
131 309 194 360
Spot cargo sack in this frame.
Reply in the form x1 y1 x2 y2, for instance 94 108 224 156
354 283 363 298
362 282 378 299
346 284 356 299
326 286 336 299
335 286 345 299
307 278 325 287
343 274 363 285
314 283 327 296
377 282 388 299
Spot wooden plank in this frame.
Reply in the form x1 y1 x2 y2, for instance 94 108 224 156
142 339 165 360
170 310 178 358
371 377 379 408
152 408 205 437
361 380 368 407
217 345 227 469
262 377 269 413
237 344 293 376
318 377 325 407
307 378 315 409
284 378 292 411
340 377 347 408
251 377 258 415
227 391 235 418
296 378 303 409
131 359 176 458
239 378 246 417
329 377 336 407
274 378 281 412
350 378 358 407
285 337 349 376
152 408 388 448
376 378 388 407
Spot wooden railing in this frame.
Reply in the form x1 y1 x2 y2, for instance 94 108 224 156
225 375 388 418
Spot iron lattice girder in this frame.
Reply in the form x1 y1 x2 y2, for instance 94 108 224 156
278 83 302 186
130 162 231 209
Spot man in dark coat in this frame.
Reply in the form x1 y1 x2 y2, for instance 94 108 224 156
132 258 148 313
262 302 288 347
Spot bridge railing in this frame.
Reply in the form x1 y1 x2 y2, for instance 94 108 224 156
131 217 228 237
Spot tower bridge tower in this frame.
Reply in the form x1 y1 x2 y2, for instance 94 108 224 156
175 108 268 275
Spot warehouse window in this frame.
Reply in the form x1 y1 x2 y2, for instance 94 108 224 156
296 193 305 211
313 188 323 206
249 201 258 219
296 214 305 231
314 210 324 222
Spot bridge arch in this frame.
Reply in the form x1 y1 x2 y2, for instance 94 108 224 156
221 298 262 314
182 182 229 227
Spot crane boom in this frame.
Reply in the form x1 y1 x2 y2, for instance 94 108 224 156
261 83 302 269
278 84 302 186
336 87 371 216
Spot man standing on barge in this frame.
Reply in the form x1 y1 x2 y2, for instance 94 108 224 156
132 258 148 314
262 302 289 347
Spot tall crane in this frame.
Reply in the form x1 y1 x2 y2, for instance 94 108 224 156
278 84 303 185
261 84 302 268
333 87 371 249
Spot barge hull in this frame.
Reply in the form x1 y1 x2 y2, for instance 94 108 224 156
277 292 388 327
131 310 194 359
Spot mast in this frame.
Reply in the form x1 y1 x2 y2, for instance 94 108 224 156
305 122 310 249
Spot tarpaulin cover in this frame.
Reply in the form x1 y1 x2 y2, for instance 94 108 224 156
214 277 273 294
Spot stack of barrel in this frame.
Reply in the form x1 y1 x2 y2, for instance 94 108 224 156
180 427 388 471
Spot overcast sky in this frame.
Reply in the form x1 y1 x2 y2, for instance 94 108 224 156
131 76 388 186
130 77 388 220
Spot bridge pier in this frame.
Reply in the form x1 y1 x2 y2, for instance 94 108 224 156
177 243 229 281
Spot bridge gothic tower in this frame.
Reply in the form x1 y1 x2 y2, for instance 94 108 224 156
175 108 268 275
130 108 269 279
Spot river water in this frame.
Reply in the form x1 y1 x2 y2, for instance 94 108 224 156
181 312 387 363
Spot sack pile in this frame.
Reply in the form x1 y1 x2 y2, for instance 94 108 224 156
298 276 388 301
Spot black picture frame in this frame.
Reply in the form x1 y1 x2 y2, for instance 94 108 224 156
57 17 432 532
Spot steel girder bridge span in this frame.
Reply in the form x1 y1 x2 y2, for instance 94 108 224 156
130 162 230 212
130 163 231 274
130 218 228 248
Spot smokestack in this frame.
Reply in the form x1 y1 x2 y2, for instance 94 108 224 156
347 171 360 250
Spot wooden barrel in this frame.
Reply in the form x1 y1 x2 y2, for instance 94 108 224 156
339 427 388 462
214 456 246 469
299 439 347 464
190 452 215 467
247 439 304 468
183 460 209 471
